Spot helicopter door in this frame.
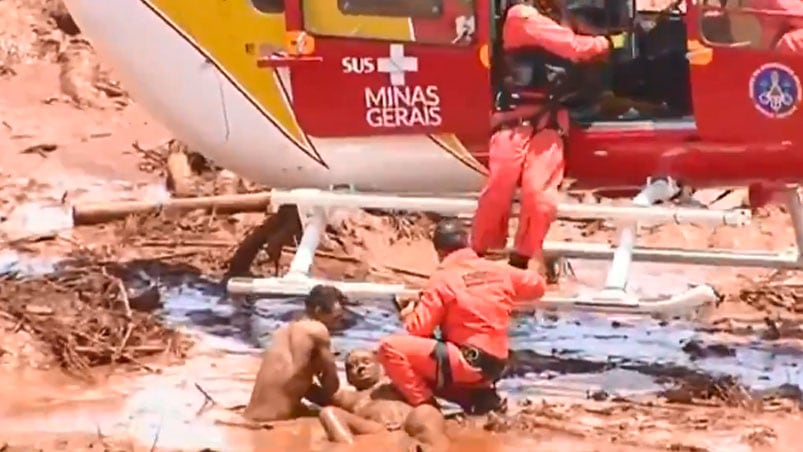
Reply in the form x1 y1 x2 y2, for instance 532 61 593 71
688 0 803 143
277 0 491 139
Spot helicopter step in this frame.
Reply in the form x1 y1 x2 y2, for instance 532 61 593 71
222 179 789 319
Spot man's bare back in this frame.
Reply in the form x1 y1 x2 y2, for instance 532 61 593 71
319 349 448 451
243 286 346 422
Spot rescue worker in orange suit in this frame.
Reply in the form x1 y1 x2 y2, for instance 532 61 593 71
471 0 627 278
750 0 803 53
377 219 545 413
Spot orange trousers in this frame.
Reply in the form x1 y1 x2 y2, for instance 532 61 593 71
472 121 566 258
377 334 488 406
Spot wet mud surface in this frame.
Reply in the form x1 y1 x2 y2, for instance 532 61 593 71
0 251 803 452
5 249 799 404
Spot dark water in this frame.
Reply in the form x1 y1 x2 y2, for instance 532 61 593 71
3 251 802 400
143 263 802 398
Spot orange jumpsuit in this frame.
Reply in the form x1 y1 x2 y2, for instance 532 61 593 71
471 4 611 260
377 248 545 406
751 0 803 53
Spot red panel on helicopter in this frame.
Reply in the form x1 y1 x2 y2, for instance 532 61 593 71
281 0 492 139
690 4 803 144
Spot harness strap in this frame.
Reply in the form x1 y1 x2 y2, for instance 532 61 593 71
429 340 509 391
430 340 453 391
493 100 566 142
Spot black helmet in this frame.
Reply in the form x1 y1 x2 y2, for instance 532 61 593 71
432 219 468 253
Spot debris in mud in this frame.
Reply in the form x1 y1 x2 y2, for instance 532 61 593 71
19 142 57 157
667 444 708 452
742 425 778 446
44 0 81 36
660 374 755 408
134 139 261 197
738 277 803 314
680 339 735 360
482 402 590 437
338 209 437 247
58 37 100 108
0 263 192 379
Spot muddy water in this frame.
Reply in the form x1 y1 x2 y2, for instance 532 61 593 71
142 260 803 396
5 250 799 396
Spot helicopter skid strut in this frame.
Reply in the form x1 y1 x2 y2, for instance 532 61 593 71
226 181 802 319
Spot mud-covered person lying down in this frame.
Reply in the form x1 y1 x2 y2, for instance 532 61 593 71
318 348 449 452
243 285 347 422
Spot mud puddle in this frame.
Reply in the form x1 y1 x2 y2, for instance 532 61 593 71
109 266 799 403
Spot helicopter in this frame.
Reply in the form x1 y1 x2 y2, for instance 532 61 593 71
61 0 803 317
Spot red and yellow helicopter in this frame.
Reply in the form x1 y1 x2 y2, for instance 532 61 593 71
61 0 803 316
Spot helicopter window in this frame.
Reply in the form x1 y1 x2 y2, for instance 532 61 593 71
338 0 443 18
302 0 475 45
250 0 284 14
700 0 803 51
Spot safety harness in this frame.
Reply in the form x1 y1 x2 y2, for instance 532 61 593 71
494 1 608 139
494 68 574 138
430 337 508 392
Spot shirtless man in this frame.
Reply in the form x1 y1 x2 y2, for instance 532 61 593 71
318 348 448 452
243 284 347 422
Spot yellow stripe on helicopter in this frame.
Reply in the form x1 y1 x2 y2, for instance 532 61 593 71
143 0 316 157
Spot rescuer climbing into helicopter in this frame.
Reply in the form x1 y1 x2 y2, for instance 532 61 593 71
377 219 545 413
471 0 627 279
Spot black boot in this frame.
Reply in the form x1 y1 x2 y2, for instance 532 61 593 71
507 252 529 270
466 387 506 415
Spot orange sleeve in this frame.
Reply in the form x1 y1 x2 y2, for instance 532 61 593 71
508 267 546 302
505 5 610 62
402 283 449 337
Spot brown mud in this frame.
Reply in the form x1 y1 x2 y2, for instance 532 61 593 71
1 1 803 450
0 264 192 378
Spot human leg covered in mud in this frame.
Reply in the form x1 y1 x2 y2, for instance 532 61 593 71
317 349 449 450
404 404 449 452
243 285 347 422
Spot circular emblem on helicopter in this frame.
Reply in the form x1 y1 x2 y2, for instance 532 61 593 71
749 63 801 119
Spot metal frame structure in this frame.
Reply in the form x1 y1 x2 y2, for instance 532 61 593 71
223 179 803 318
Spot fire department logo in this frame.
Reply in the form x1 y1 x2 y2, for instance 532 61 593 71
749 63 801 119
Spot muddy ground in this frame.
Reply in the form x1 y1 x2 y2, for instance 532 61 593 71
1 1 803 451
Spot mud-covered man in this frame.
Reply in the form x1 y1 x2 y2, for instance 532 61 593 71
318 348 448 452
243 284 347 422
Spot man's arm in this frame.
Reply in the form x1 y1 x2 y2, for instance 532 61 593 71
506 5 610 62
309 323 340 403
401 283 449 337
306 384 357 410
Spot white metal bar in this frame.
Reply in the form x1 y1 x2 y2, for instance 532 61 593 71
541 240 803 269
286 206 326 275
227 275 408 297
537 285 718 318
269 189 750 226
225 276 717 318
604 179 679 290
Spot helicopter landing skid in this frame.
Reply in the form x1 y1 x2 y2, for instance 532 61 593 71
221 179 788 319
